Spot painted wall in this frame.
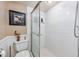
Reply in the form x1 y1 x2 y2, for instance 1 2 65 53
0 2 27 39
45 2 78 57
5 2 27 36
0 2 6 39
26 6 33 51
40 11 45 48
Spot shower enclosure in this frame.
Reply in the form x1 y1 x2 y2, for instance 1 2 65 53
31 2 41 57
31 1 79 57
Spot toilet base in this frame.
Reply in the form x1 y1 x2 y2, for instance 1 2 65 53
15 50 30 57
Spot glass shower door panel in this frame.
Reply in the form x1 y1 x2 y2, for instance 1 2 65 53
32 15 39 34
31 5 40 57
32 34 40 57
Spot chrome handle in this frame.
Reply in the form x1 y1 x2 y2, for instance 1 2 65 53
74 2 79 38
74 26 79 38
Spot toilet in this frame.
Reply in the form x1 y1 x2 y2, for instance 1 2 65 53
15 50 30 57
13 40 30 57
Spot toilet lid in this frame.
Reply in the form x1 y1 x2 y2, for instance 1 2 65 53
15 50 30 57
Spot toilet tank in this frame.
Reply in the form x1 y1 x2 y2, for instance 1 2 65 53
14 40 29 52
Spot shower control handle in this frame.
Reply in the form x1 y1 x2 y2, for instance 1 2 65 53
74 25 79 38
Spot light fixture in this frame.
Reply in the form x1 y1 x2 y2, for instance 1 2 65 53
47 1 52 4
45 1 52 5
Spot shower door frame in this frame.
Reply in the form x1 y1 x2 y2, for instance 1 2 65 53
31 1 41 57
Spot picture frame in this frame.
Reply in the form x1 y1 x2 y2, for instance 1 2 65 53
9 10 26 26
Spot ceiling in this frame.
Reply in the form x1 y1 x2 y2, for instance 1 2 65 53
40 1 60 12
14 1 38 8
14 1 60 12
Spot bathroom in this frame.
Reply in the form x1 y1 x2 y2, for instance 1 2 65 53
0 1 78 57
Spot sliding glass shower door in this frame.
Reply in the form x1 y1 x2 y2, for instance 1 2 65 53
31 3 40 57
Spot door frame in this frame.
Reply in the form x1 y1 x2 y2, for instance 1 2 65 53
31 1 41 57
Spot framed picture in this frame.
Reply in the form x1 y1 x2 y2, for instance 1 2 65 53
9 10 26 26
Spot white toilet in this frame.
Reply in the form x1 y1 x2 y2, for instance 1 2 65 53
14 40 30 57
15 50 30 57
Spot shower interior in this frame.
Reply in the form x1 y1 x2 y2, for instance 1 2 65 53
31 1 79 57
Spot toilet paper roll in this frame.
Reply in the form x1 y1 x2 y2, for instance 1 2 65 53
1 50 5 57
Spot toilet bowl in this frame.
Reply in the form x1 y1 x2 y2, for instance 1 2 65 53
13 39 30 57
15 50 30 57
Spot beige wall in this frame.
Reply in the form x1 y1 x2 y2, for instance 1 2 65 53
0 2 6 39
5 2 27 36
0 2 27 39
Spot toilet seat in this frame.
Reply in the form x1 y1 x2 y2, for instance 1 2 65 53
15 50 30 57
